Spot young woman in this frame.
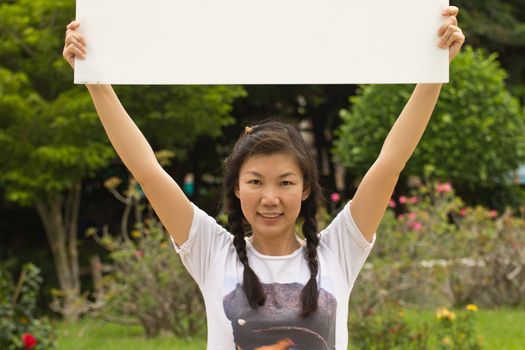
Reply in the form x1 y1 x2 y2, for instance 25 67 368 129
63 6 465 349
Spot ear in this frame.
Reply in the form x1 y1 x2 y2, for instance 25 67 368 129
302 187 311 201
234 184 240 199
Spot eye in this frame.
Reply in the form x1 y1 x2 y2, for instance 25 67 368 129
281 180 293 186
248 179 261 185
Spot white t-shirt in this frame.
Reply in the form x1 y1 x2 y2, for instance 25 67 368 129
171 201 375 350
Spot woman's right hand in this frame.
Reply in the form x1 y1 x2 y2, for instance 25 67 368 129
63 21 86 70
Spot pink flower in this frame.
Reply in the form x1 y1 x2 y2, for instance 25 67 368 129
436 182 453 193
134 250 144 258
408 196 418 204
407 212 417 220
388 199 397 208
397 214 405 220
330 192 341 203
409 221 423 231
399 196 408 204
487 210 498 219
459 207 468 217
22 333 37 350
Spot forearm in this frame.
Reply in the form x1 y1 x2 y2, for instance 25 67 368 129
86 84 158 181
378 83 442 173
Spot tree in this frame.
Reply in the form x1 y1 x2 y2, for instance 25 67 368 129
0 0 245 320
455 0 525 101
333 46 525 208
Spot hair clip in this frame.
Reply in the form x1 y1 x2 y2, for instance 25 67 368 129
244 126 253 134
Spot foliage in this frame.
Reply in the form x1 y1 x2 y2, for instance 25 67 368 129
0 263 57 350
349 300 430 350
449 205 525 307
83 175 205 338
334 46 525 206
349 302 483 350
116 85 246 160
434 305 483 350
88 217 205 339
455 0 525 99
346 180 525 312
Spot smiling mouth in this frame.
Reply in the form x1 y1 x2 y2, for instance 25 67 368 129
258 213 283 220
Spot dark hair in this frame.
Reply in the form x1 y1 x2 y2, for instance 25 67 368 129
222 118 324 317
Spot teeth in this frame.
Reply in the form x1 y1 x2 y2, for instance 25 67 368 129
261 214 280 218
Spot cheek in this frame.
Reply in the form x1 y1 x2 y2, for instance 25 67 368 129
238 191 258 214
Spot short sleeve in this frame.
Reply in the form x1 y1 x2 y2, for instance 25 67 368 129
169 203 233 287
319 200 376 289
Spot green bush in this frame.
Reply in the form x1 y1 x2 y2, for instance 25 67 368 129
334 46 525 208
0 263 56 350
347 180 525 311
349 302 483 350
88 217 205 339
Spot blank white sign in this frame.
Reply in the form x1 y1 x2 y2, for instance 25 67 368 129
74 0 449 84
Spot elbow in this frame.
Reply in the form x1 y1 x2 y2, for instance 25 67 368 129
375 156 405 178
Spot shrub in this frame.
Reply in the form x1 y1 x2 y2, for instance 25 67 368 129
334 46 525 208
349 301 483 350
88 217 205 338
450 205 525 307
347 180 525 311
0 263 57 350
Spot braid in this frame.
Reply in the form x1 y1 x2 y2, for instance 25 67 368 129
228 201 266 308
300 196 320 317
222 119 325 317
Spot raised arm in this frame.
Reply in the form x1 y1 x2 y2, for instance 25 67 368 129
63 21 193 245
350 6 465 242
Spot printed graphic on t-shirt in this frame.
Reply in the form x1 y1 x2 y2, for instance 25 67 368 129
223 282 337 350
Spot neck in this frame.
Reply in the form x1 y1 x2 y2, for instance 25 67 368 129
250 231 303 256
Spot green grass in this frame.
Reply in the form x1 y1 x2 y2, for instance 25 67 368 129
53 319 206 350
54 308 525 349
403 308 525 350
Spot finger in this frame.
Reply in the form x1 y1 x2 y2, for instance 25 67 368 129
443 30 465 49
65 35 86 53
64 43 86 59
65 32 86 47
67 21 80 30
442 6 459 17
438 16 458 36
439 24 460 47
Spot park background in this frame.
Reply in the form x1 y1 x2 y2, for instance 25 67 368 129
1 0 525 349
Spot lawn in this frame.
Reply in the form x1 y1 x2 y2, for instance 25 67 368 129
54 308 525 349
402 308 525 350
54 320 206 350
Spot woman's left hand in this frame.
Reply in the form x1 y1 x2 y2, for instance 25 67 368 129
438 6 465 63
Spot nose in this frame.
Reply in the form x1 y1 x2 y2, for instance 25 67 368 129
260 186 280 206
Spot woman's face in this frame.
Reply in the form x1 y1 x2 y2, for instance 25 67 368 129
235 153 309 240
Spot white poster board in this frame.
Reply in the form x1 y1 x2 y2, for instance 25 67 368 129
75 0 449 84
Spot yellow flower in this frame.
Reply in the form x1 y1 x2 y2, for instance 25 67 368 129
19 317 28 324
131 230 142 238
441 337 451 346
398 309 405 317
436 307 456 321
160 242 169 249
466 304 478 312
436 307 448 319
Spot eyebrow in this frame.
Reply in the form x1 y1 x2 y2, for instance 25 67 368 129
245 171 297 178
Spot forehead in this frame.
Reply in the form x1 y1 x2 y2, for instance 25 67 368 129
239 153 302 177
